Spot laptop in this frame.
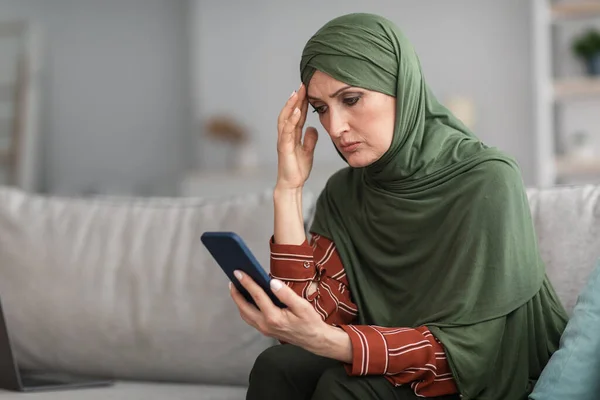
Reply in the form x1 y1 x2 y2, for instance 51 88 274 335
0 297 114 392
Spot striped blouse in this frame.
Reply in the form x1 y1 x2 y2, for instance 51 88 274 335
269 233 458 398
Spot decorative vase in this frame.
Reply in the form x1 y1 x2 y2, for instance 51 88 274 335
236 141 259 172
585 53 600 76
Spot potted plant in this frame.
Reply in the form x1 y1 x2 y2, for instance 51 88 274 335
572 28 600 76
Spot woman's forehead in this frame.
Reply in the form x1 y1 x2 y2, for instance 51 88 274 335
307 71 351 99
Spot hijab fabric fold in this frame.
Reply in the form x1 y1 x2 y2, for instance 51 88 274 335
301 13 567 399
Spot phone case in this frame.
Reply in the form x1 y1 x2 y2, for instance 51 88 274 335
201 232 287 308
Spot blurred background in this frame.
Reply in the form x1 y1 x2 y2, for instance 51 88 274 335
0 0 599 199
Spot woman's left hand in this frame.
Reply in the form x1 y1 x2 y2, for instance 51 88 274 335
229 270 328 349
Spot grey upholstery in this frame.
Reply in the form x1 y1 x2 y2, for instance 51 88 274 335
0 184 597 399
527 185 600 314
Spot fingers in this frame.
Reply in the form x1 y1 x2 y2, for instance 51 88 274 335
233 271 280 315
269 278 310 315
277 84 302 133
303 127 318 155
230 282 264 326
280 107 302 145
297 84 309 129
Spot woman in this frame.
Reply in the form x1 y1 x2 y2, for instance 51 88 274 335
229 13 568 400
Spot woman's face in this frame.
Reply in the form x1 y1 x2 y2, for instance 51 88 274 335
307 70 396 168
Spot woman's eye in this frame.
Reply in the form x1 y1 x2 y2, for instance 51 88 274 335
312 105 327 114
344 96 360 106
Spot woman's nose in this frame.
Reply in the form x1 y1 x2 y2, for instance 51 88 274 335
327 109 349 138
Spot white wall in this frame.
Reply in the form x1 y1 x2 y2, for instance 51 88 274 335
191 0 536 184
0 0 193 196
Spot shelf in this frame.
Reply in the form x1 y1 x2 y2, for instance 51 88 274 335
553 77 600 99
551 1 600 20
556 156 600 177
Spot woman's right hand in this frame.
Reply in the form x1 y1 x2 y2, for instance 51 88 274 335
276 83 319 191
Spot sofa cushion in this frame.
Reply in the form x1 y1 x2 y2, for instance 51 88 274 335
529 260 600 399
0 381 247 400
0 187 305 385
527 185 600 314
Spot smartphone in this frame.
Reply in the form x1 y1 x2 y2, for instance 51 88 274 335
200 231 287 308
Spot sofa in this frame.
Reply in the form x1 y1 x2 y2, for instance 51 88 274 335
0 183 598 399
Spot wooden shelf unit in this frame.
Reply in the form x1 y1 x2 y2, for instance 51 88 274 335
533 0 600 187
556 156 600 177
551 1 600 19
554 77 600 99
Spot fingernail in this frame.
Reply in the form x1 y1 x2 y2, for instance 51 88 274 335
289 90 296 98
234 270 243 280
298 82 303 90
293 107 300 115
228 282 232 290
270 279 283 292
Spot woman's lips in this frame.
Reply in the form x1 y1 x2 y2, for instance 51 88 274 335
340 142 360 152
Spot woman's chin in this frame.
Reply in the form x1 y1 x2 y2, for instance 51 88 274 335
345 153 375 168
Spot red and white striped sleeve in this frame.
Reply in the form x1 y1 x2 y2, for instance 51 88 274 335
269 234 357 326
269 234 458 397
268 236 318 297
305 233 359 326
339 325 458 397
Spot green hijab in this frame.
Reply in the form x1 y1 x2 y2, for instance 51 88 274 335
301 13 554 398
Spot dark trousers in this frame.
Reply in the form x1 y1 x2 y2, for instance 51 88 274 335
246 344 461 400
